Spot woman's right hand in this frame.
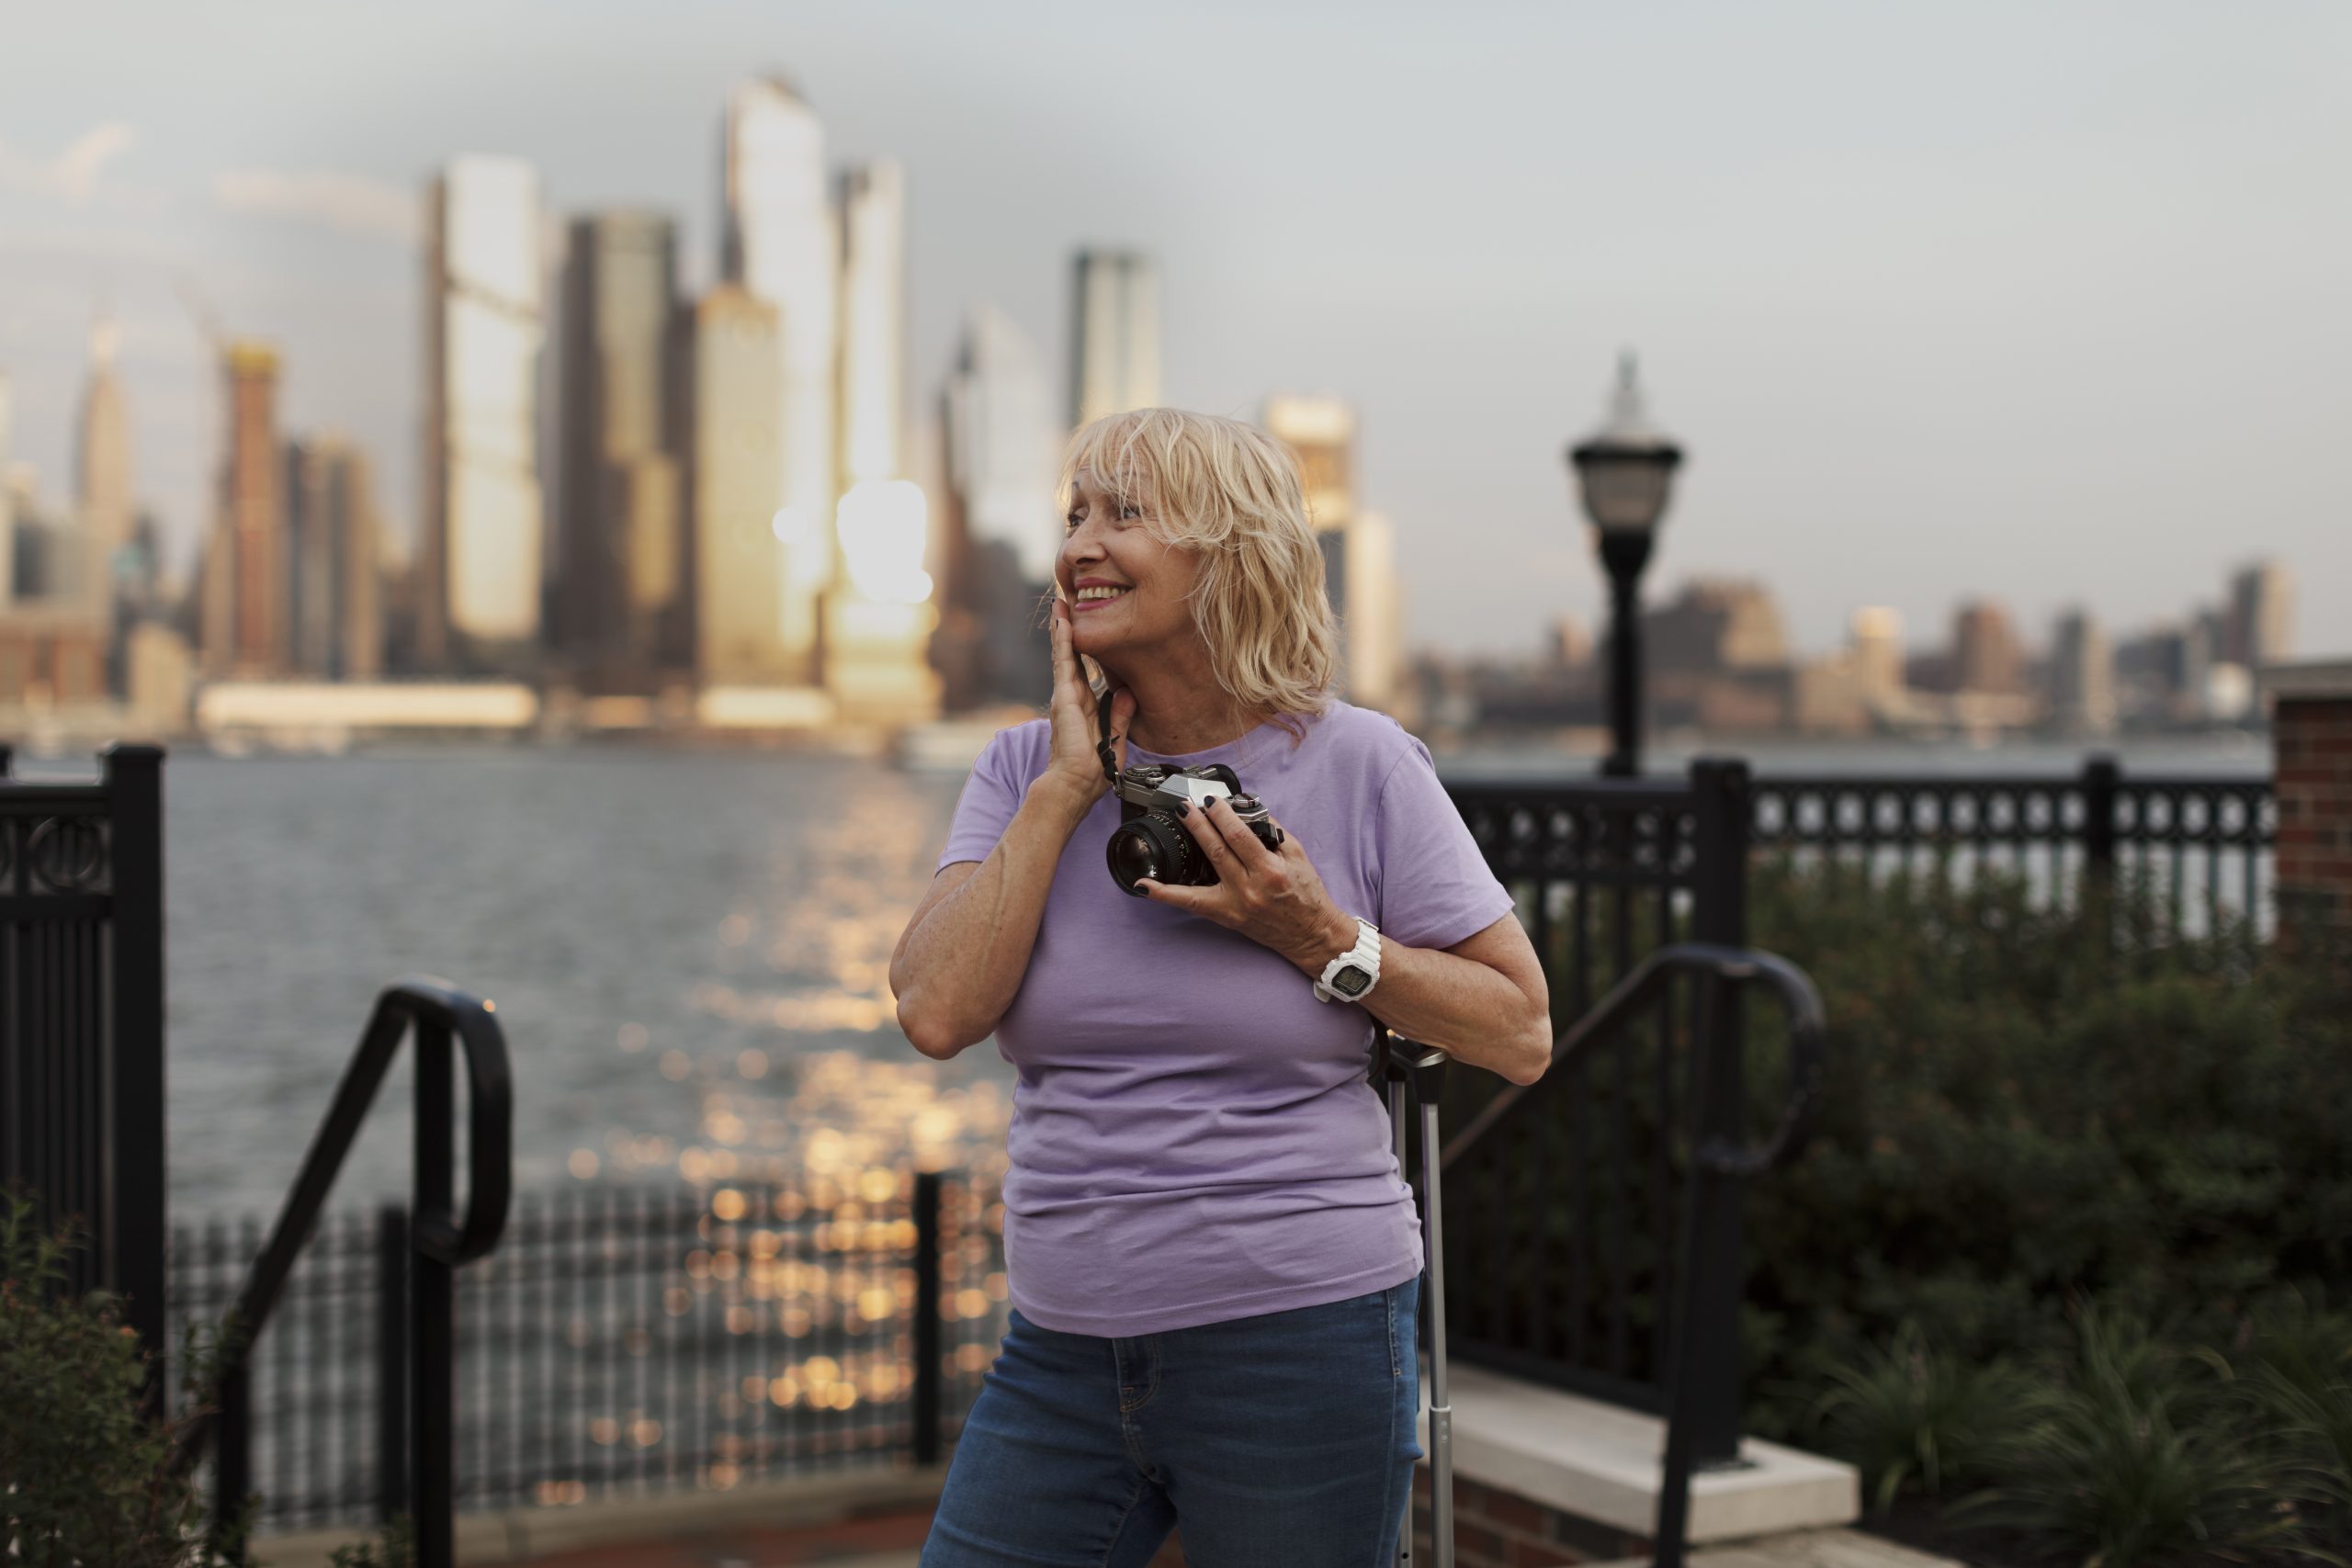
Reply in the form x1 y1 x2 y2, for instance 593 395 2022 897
1044 598 1136 806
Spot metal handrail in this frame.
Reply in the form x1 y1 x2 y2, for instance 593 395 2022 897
171 976 512 1568
1430 941 1824 1568
1440 941 1824 1177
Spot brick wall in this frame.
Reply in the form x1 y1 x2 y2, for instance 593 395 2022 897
2276 690 2352 934
1407 1465 1649 1568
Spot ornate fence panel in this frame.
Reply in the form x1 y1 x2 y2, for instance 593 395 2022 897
167 1170 1007 1533
1749 758 2276 939
1438 760 1751 1465
0 743 167 1368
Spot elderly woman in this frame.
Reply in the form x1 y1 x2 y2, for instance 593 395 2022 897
892 408 1551 1567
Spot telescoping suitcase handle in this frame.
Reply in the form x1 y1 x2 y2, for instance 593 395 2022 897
1378 1032 1453 1568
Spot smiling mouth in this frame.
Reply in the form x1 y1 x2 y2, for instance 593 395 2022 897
1072 585 1130 606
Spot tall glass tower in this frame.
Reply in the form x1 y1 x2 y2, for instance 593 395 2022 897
422 153 546 672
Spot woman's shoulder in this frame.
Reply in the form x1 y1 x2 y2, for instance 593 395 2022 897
977 716 1053 777
1298 701 1428 777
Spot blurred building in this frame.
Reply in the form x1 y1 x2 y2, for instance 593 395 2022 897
1951 599 2024 694
1850 606 1906 710
936 305 1057 710
2224 559 2294 671
556 210 686 689
836 161 905 491
195 341 288 676
125 619 194 734
1344 510 1405 709
0 368 12 602
74 316 133 619
1069 250 1159 428
1548 615 1592 671
1261 393 1404 708
2050 607 2117 734
687 286 792 684
1639 579 1792 732
421 154 547 674
827 159 933 723
0 604 106 708
1263 393 1353 617
1645 579 1789 675
722 78 836 680
284 437 384 680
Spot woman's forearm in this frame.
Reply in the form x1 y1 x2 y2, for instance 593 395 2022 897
1354 937 1551 1085
1276 909 1552 1086
891 777 1093 1058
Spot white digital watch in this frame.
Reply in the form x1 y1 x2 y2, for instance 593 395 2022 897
1313 916 1382 1004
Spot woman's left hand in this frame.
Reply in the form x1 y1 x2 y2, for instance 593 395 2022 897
1135 797 1356 976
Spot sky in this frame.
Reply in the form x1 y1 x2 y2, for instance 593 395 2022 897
1 0 2346 660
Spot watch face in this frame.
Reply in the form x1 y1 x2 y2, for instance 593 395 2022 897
1334 966 1371 997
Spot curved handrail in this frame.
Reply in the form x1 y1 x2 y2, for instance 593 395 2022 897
1439 941 1825 1178
170 976 512 1474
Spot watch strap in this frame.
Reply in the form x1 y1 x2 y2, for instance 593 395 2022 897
1313 917 1382 1004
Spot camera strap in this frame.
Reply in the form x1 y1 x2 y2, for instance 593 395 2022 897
1095 683 1120 784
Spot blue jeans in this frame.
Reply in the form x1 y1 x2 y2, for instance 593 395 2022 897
922 1279 1423 1568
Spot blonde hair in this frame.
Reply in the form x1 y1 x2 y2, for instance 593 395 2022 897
1057 407 1340 734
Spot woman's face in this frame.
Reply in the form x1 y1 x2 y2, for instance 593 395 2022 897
1057 466 1204 671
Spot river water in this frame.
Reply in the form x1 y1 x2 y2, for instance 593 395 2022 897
19 728 2266 1222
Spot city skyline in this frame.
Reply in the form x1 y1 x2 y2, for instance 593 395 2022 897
0 1 2346 660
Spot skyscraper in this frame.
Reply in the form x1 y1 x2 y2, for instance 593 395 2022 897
943 305 1058 582
936 305 1058 710
0 368 13 604
1951 600 2023 694
1850 606 1906 709
1344 510 1405 709
422 154 547 672
2225 560 2294 671
285 436 383 680
837 161 905 491
1263 393 1354 621
209 341 287 675
74 316 133 612
687 286 790 684
2051 607 2117 733
557 210 685 687
722 78 836 680
1069 250 1159 428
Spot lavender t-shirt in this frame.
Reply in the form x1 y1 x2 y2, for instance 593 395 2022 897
933 700 1517 1337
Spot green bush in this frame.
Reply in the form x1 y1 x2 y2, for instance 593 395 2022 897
1742 857 2352 1418
1792 1319 2036 1514
0 1191 243 1568
1946 1308 2338 1568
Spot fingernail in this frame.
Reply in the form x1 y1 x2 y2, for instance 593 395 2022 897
1174 803 1189 818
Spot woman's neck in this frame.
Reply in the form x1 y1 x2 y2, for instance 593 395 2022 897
1101 653 1265 757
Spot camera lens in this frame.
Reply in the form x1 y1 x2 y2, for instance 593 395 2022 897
1105 815 1195 896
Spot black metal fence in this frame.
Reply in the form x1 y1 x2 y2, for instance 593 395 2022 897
169 1171 1008 1532
1749 758 2276 939
1438 760 1753 1466
0 743 167 1366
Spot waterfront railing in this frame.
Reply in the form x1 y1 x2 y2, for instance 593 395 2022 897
168 1171 1007 1536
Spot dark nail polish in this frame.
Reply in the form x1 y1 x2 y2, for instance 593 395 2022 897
1174 803 1189 818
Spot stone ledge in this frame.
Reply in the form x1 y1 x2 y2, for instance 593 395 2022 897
1419 1362 1860 1544
2262 659 2352 701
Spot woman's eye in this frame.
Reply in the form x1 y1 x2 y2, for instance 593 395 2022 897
1064 511 1083 531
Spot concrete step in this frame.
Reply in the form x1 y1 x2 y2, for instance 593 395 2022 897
1584 1527 1967 1568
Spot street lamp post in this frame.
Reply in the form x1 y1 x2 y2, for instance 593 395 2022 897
1567 354 1684 777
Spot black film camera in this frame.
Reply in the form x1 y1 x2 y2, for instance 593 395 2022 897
1094 686 1283 896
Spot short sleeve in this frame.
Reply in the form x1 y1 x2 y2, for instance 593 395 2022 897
936 725 1044 873
1369 737 1518 951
